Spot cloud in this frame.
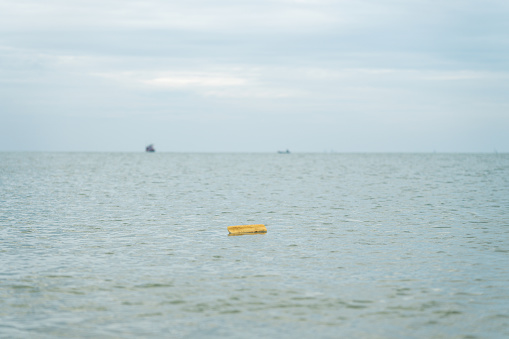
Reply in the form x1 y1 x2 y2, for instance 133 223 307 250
1 0 509 151
0 0 340 32
143 74 247 88
92 69 304 99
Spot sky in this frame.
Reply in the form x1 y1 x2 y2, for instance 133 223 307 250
1 0 508 152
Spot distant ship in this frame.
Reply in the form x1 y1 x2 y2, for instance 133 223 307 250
278 149 290 154
145 144 155 152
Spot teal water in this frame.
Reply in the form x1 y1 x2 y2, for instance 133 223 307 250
1 153 508 338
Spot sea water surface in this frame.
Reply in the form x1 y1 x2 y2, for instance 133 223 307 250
1 153 508 338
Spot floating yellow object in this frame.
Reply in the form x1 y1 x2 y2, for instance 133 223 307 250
227 224 267 235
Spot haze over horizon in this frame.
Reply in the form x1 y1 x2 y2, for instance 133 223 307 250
1 0 508 153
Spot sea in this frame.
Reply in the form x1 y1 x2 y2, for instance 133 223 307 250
1 152 508 338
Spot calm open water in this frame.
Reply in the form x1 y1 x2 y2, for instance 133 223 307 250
1 153 508 338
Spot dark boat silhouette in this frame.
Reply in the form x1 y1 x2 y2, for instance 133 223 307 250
278 149 290 154
145 144 155 152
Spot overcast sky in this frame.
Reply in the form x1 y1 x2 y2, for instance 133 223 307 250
1 0 508 152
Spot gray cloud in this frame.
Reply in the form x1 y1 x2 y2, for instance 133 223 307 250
1 0 508 152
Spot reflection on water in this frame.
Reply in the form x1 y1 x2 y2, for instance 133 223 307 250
1 153 508 338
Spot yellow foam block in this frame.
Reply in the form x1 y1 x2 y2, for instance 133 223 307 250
227 224 267 234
